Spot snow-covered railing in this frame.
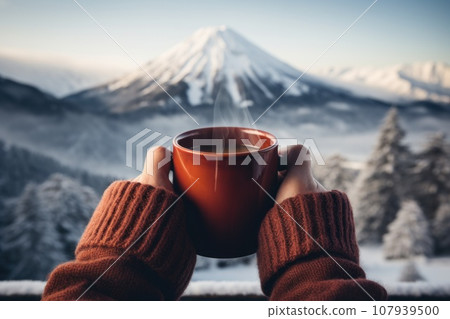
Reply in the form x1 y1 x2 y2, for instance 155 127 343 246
383 282 450 298
184 281 262 297
0 280 47 297
1 280 450 300
0 280 263 299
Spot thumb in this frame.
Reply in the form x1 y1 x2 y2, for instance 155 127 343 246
133 146 173 191
143 146 172 178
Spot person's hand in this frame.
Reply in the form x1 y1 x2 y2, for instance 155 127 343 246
258 145 386 301
132 146 173 192
276 145 326 203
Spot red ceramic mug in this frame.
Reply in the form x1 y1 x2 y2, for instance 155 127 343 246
172 126 278 258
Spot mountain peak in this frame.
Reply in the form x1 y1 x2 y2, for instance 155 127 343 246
181 25 245 53
193 25 232 36
69 26 310 112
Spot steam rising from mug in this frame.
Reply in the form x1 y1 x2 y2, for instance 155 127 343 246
212 82 260 146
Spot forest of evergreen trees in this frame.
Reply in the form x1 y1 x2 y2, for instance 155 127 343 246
0 141 114 280
354 109 450 258
317 109 450 261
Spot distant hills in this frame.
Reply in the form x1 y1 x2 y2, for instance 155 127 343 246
315 61 450 104
0 52 126 97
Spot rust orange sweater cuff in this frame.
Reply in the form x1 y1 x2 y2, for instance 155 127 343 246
76 181 196 297
257 190 387 300
43 181 196 300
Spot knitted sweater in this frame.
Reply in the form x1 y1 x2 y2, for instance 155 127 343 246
42 181 387 301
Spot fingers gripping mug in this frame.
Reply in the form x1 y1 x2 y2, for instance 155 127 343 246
172 127 278 258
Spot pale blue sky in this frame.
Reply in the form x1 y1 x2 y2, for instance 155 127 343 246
0 0 448 70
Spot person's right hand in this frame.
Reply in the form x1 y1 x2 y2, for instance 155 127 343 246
276 145 326 203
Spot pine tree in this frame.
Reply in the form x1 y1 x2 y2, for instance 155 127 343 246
1 183 63 280
37 174 99 258
314 154 356 192
0 200 16 279
383 200 433 259
399 260 425 282
2 174 99 280
353 108 411 243
412 133 450 220
432 200 450 254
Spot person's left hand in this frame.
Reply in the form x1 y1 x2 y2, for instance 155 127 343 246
132 146 173 192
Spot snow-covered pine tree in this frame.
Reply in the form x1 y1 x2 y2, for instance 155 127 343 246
38 174 99 258
1 182 64 280
412 133 450 220
383 200 434 259
314 154 356 192
0 199 17 280
399 260 425 282
353 108 411 243
432 200 450 254
2 174 99 280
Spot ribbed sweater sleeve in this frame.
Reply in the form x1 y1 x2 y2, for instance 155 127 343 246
257 190 387 301
42 181 196 301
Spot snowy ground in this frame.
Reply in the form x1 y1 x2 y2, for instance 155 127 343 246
193 246 450 284
1 246 449 298
359 245 450 286
190 245 450 297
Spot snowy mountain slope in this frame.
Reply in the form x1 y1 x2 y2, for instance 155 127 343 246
0 76 73 114
313 61 450 104
66 26 450 114
66 26 315 113
0 53 126 97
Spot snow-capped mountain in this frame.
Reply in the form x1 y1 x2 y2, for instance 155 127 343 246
313 61 450 104
66 26 315 113
0 52 126 97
